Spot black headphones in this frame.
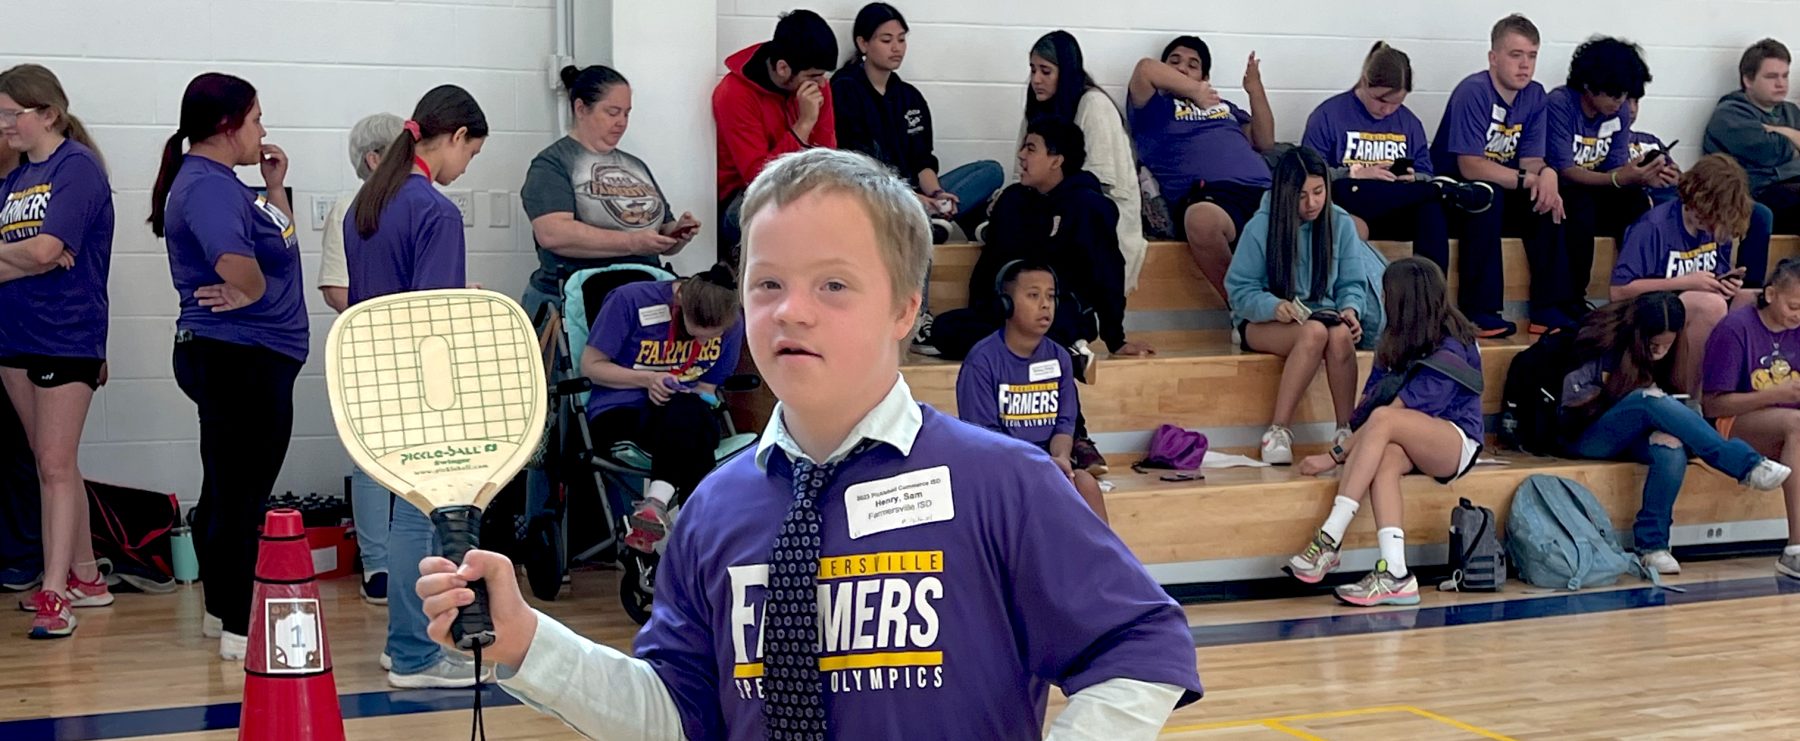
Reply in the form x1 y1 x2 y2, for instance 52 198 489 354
994 259 1058 319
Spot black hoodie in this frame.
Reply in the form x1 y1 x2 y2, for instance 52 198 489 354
831 61 939 187
971 171 1127 352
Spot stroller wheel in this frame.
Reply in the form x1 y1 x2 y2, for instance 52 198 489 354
619 554 656 625
524 516 565 602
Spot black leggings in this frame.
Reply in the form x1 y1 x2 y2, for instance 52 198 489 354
591 394 721 495
1562 181 1650 299
1757 179 1800 235
1332 179 1450 269
1452 184 1564 317
173 336 302 636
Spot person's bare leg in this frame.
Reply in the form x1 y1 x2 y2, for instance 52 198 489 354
1245 320 1329 427
32 382 98 595
1350 213 1371 241
1324 323 1358 427
1368 443 1414 530
1072 470 1108 524
1675 291 1728 393
1184 203 1237 304
1729 408 1800 544
1337 406 1467 504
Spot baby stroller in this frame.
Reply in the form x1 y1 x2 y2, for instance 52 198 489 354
540 263 759 623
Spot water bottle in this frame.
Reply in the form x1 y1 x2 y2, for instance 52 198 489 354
171 526 199 583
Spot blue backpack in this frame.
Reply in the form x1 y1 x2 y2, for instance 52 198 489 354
1504 474 1668 591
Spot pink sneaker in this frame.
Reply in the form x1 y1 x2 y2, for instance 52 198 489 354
66 571 113 608
623 499 670 553
29 590 76 639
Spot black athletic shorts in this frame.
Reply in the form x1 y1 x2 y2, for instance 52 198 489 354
0 354 104 389
1175 180 1269 242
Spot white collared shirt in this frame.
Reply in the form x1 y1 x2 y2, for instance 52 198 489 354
755 373 921 470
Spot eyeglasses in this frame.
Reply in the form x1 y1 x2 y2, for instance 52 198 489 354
0 107 40 125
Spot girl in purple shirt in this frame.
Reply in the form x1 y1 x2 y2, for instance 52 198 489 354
1287 258 1485 607
149 73 306 660
0 65 114 639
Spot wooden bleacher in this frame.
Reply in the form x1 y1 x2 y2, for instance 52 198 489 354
895 236 1800 584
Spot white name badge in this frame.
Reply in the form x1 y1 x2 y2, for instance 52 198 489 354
1028 359 1060 382
1491 104 1508 122
638 304 671 326
843 466 954 539
1598 119 1622 138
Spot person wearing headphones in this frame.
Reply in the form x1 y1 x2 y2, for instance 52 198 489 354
955 259 1106 521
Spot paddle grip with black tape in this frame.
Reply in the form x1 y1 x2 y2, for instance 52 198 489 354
431 505 496 650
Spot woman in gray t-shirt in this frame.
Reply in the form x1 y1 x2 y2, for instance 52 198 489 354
521 65 701 302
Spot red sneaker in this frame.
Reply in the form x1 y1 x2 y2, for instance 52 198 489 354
623 499 671 553
66 571 113 608
29 590 76 639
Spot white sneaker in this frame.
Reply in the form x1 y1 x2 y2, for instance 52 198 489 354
1332 426 1353 451
1641 550 1681 575
1261 425 1294 465
387 653 495 689
1744 459 1793 491
202 612 222 638
1777 551 1800 579
220 631 248 661
380 653 393 671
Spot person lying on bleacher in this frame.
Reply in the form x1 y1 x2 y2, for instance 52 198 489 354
580 266 744 552
1560 292 1790 576
1287 258 1484 607
1130 34 1273 303
1302 41 1491 274
832 3 1002 244
1702 257 1800 580
1611 155 1761 393
1227 146 1387 465
1021 31 1146 291
954 260 1108 522
1429 14 1561 339
1547 36 1668 328
1703 39 1800 237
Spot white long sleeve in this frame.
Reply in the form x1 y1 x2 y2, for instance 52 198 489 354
1075 90 1149 293
1046 678 1187 741
498 610 688 741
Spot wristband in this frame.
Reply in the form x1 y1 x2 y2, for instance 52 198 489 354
1516 171 1527 190
1330 443 1347 464
1610 169 1621 188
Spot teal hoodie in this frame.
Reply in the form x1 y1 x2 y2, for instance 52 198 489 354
1225 193 1388 347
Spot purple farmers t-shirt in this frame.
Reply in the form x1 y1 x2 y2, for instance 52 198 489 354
953 331 1077 446
1612 199 1731 284
1431 71 1549 176
1546 86 1632 172
635 406 1204 740
344 175 466 305
584 280 743 419
1703 304 1800 408
163 155 308 362
1302 89 1435 176
1361 337 1484 441
1132 93 1271 195
0 139 112 359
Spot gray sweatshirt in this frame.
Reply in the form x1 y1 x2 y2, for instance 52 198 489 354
1702 89 1800 193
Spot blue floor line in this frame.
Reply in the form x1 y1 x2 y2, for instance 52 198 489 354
6 575 1799 741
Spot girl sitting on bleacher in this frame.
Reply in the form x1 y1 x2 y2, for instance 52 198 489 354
1226 146 1387 465
1703 257 1800 579
1562 292 1790 576
581 265 743 552
1285 257 1481 606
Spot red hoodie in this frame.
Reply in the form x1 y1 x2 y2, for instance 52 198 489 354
713 43 836 201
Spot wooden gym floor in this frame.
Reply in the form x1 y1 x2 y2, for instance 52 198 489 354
2 556 1797 739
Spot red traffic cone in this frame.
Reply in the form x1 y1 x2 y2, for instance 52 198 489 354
240 509 346 741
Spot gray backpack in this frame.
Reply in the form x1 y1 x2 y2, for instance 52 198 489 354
1504 474 1666 590
1442 498 1505 591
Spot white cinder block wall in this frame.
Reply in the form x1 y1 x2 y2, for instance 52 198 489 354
9 0 1800 502
720 0 1800 178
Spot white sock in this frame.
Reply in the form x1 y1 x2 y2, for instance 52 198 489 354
1785 544 1800 556
1378 527 1407 577
1319 496 1360 543
644 480 676 506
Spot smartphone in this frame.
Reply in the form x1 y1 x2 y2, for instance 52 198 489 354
1723 266 1748 284
1308 309 1343 327
1642 139 1679 166
1389 157 1414 175
1160 472 1203 482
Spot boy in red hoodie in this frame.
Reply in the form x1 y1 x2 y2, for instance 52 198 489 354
714 9 839 264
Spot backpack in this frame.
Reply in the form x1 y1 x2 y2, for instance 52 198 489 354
87 481 180 591
1442 498 1505 591
1136 424 1209 471
1504 474 1664 590
1500 328 1582 456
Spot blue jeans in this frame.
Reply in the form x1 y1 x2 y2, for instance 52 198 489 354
1739 203 1776 287
936 161 1005 222
1573 390 1764 551
349 468 390 575
387 495 442 673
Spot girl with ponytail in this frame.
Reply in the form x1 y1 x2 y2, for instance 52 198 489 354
153 72 309 660
579 262 744 552
343 84 493 688
0 63 115 639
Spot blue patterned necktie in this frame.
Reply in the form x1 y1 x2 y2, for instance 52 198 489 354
761 455 846 740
